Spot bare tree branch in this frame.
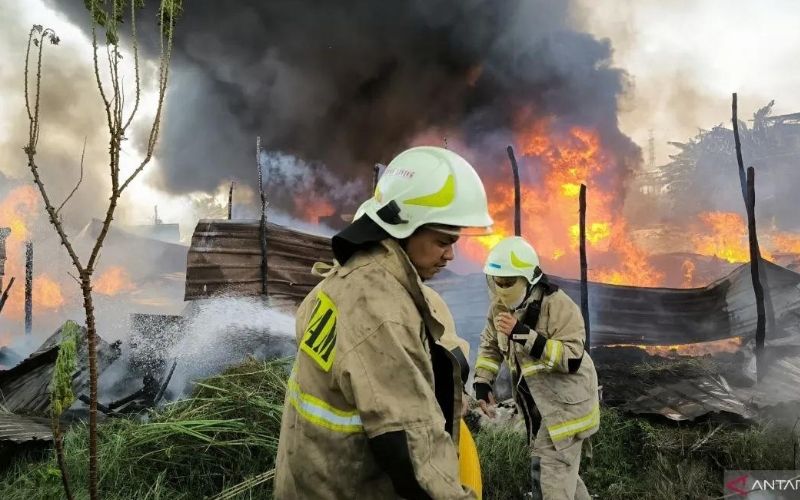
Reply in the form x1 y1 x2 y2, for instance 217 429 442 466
24 27 35 122
119 5 175 194
89 10 113 135
122 0 141 133
56 136 87 216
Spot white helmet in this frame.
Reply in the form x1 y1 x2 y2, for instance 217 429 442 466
356 146 493 239
483 236 543 285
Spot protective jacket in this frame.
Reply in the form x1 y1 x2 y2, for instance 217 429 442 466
275 239 475 499
474 280 599 450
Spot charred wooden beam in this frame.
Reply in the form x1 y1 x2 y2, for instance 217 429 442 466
373 164 381 192
154 359 178 404
579 184 591 352
228 182 234 220
746 167 767 381
732 93 748 201
257 137 269 296
506 145 522 236
25 241 33 336
732 93 774 380
0 277 15 316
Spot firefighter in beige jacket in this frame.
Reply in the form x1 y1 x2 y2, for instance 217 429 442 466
275 146 493 499
473 237 599 500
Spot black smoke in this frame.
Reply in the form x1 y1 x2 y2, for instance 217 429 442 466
45 0 640 215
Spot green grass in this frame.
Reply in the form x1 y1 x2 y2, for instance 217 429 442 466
0 358 290 500
474 407 795 500
1 358 795 500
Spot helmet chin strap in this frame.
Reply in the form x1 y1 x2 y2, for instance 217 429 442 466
376 201 407 225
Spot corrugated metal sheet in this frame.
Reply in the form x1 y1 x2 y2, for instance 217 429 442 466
183 222 800 352
0 414 52 444
429 260 800 352
0 326 118 415
623 376 756 421
185 220 332 302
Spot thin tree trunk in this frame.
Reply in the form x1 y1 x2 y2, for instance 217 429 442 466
81 275 99 500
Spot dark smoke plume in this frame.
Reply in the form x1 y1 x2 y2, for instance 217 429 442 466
46 0 639 216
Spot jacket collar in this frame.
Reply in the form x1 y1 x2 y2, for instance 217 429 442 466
336 239 446 341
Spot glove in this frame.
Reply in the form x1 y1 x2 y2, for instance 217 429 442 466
474 382 492 404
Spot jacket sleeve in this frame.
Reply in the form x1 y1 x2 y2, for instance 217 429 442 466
474 306 503 385
337 320 475 500
511 291 586 374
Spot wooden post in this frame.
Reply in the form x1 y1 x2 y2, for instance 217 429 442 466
373 164 381 192
0 277 15 316
256 137 268 297
746 167 767 381
507 146 522 236
732 93 748 201
25 241 33 336
732 93 774 378
228 182 234 220
579 184 591 352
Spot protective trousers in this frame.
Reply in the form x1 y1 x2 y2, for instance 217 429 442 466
529 425 591 500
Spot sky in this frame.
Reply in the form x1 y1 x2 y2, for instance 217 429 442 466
2 0 800 224
573 0 800 166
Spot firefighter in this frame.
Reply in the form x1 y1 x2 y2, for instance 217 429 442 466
473 236 599 500
275 146 493 499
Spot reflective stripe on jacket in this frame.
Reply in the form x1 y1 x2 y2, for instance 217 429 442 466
275 239 475 499
474 287 599 449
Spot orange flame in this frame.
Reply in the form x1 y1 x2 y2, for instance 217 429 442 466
458 118 661 286
297 196 335 224
34 274 65 308
0 186 68 321
461 119 615 264
0 186 38 242
607 337 743 357
5 274 65 318
772 233 800 254
590 221 665 287
692 212 772 263
94 266 135 296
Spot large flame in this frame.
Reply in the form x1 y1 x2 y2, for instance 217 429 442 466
459 118 661 287
0 186 38 242
692 212 773 263
0 186 67 320
94 266 136 296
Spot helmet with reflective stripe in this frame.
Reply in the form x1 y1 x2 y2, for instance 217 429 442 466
356 146 493 239
483 236 542 285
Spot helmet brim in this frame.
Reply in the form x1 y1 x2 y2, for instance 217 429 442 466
427 224 494 237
